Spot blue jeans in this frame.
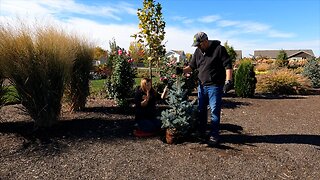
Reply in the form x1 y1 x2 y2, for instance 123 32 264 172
197 84 223 137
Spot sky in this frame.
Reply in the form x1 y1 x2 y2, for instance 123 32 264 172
1 0 319 57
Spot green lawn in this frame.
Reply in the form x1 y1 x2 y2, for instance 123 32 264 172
90 77 160 94
90 79 106 94
1 78 160 105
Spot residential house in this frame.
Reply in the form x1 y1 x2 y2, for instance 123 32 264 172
235 50 242 60
92 56 108 66
254 49 315 60
165 50 186 64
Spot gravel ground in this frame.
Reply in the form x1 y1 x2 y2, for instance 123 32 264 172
0 94 319 180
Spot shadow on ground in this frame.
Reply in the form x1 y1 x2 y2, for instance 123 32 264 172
0 118 318 154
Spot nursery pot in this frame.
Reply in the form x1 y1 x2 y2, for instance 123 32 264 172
166 128 178 144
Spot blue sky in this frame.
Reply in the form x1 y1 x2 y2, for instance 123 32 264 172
1 0 319 57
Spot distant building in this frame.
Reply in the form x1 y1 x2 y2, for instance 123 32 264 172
254 49 315 60
165 50 186 63
92 60 101 66
235 50 242 60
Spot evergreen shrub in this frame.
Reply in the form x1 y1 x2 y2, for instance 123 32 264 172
234 60 257 97
160 77 197 136
302 58 320 88
106 49 136 107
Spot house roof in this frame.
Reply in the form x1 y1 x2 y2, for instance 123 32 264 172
254 49 314 59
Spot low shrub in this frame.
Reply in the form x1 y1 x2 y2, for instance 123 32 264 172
302 58 320 88
255 63 271 72
256 68 311 95
234 60 257 97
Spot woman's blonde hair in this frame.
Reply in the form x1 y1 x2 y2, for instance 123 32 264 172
140 77 152 92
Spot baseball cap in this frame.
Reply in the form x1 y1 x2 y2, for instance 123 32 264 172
192 32 208 47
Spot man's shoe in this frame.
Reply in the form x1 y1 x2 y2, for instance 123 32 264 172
207 136 220 147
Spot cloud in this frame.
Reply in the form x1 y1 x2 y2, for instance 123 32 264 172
217 20 239 27
198 15 221 23
171 16 194 24
1 0 318 57
0 0 137 21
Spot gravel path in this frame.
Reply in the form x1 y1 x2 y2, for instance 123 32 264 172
0 95 319 179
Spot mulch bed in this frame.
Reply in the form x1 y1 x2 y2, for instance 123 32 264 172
1 94 319 179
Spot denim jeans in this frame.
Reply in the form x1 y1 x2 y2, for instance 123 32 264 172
197 84 223 137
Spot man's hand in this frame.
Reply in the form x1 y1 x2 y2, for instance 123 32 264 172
175 67 183 75
223 80 233 94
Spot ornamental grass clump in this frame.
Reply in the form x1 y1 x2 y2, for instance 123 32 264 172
65 37 94 112
0 23 73 128
256 68 311 95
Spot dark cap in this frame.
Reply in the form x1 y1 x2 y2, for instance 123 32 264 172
192 32 208 47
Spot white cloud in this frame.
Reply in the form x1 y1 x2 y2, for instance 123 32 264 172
65 18 138 50
0 0 138 21
1 0 318 57
198 15 221 23
268 30 295 38
217 20 239 27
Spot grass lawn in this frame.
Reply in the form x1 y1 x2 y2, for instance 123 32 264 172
2 78 161 104
90 79 106 94
90 77 160 94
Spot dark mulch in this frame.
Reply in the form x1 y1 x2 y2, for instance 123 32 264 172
1 94 319 179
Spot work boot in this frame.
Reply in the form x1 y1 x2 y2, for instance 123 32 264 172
207 136 220 147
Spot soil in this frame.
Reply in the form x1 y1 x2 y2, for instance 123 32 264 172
0 93 319 179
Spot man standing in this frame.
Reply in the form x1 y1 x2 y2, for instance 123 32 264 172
178 32 233 146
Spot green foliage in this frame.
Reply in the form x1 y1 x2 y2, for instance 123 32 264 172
256 68 311 95
106 48 136 108
132 0 166 79
128 41 147 64
0 75 7 108
159 57 197 95
275 50 289 67
161 77 197 135
234 60 257 97
65 38 94 111
224 41 237 64
302 58 320 88
94 46 107 60
0 24 74 128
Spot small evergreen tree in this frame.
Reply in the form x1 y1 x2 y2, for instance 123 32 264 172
302 58 320 88
234 60 257 97
275 49 289 67
161 76 197 136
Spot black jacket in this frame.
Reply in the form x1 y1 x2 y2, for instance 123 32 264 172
134 87 157 121
189 40 232 86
